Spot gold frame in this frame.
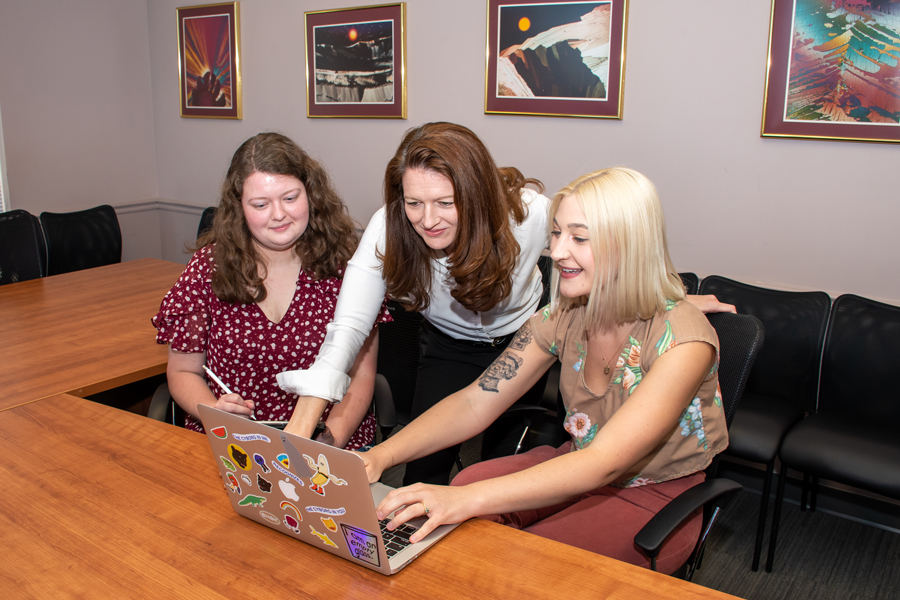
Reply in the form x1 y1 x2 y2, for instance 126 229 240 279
177 2 242 119
761 0 900 144
304 3 407 119
484 0 628 119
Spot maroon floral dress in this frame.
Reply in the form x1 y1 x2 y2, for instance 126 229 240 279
152 245 390 450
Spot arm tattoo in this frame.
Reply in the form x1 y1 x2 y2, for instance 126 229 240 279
508 321 533 351
478 352 524 393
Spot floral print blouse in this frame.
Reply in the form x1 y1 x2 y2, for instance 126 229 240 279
152 245 391 450
530 300 727 487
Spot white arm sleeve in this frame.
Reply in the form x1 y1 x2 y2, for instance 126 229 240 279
276 209 388 403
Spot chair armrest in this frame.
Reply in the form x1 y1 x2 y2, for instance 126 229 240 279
147 383 171 423
372 374 397 430
634 478 742 559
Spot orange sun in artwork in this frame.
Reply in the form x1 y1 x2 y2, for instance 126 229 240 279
518 17 531 32
348 28 358 42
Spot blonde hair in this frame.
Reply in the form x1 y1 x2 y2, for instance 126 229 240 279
549 167 684 330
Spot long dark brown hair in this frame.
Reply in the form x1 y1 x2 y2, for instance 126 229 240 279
382 122 542 312
197 132 358 304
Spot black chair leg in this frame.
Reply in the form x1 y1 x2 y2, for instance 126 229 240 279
765 466 788 573
810 476 818 512
800 472 809 511
752 461 775 571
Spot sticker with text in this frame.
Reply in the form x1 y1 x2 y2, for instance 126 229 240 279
305 506 347 516
259 511 280 525
233 432 271 443
341 523 380 567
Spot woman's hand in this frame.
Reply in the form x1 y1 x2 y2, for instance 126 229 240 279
360 445 393 484
375 483 473 543
214 393 255 418
686 294 736 314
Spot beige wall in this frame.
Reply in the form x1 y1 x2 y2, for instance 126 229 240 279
2 0 899 301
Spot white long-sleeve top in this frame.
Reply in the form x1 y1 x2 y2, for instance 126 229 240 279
276 188 551 402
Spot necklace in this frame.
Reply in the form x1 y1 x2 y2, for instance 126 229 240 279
595 325 634 376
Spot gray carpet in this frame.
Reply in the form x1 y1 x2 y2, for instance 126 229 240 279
378 432 900 599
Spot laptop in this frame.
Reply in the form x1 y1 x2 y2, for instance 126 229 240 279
198 404 460 575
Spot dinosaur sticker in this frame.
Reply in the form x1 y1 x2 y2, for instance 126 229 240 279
238 495 266 507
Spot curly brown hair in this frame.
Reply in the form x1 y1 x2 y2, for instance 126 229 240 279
196 132 358 304
381 122 543 313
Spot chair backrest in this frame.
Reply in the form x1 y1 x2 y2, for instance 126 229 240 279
699 275 830 414
537 254 553 307
679 272 699 295
40 205 122 275
0 209 46 285
375 299 424 428
197 206 216 240
704 312 765 478
819 294 900 423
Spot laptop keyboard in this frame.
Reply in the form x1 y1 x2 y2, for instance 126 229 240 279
379 518 419 558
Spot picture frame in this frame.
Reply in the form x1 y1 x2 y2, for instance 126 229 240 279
484 0 628 119
761 0 900 143
177 2 242 119
304 3 407 119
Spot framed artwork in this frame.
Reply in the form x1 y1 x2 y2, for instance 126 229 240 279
761 0 900 143
177 2 242 119
484 0 628 119
305 3 407 119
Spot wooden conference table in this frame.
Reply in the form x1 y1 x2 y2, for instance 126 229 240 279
0 258 184 411
0 395 739 599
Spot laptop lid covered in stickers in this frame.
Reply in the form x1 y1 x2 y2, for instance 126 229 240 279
198 405 459 576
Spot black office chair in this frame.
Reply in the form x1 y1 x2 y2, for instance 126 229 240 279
373 299 425 440
679 272 700 295
197 206 216 239
698 275 830 570
766 294 900 572
40 205 122 275
0 209 46 285
635 312 765 580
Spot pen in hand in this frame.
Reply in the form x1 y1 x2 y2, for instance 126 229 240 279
203 365 256 420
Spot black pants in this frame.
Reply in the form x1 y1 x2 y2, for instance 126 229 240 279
402 322 548 486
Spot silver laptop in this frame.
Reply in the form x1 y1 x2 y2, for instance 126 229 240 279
198 404 460 575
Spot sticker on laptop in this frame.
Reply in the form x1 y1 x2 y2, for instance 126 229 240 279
220 456 237 472
310 526 339 548
226 473 241 494
281 501 303 533
305 506 347 516
276 453 290 469
240 474 252 487
341 523 380 567
238 494 266 507
257 474 273 493
233 432 271 443
211 426 227 439
227 444 252 470
302 454 347 496
320 517 338 532
259 511 280 526
254 453 271 473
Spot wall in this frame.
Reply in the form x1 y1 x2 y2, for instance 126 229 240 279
144 0 900 301
1 1 897 302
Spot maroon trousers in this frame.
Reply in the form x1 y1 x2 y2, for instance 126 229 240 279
450 443 705 575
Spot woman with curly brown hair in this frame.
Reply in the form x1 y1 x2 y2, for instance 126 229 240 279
153 132 389 449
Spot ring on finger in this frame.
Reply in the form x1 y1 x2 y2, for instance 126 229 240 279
420 501 430 515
